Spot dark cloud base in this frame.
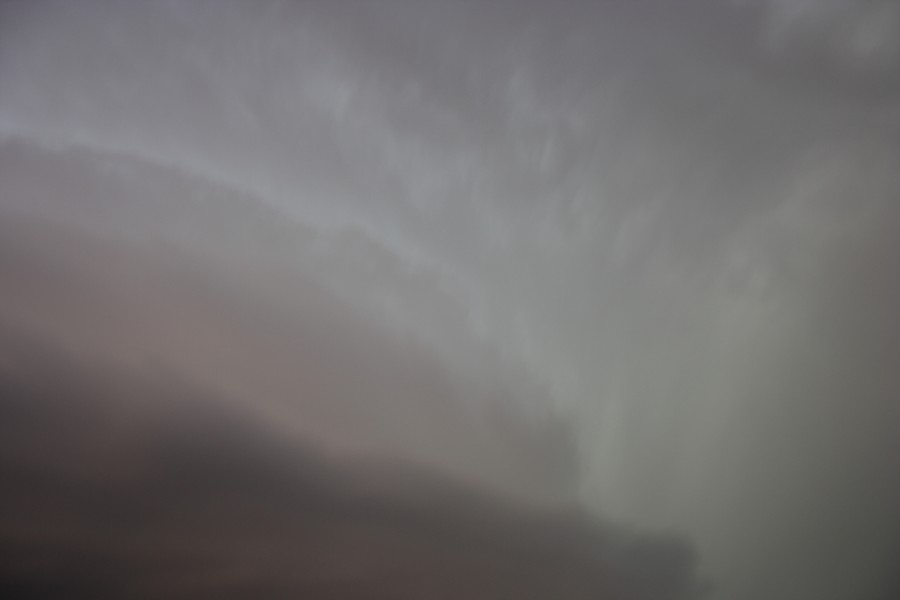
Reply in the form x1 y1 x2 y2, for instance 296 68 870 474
0 325 705 599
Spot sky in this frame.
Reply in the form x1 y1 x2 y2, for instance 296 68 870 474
1 1 899 599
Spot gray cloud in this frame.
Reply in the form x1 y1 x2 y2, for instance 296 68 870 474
1 1 898 599
0 316 702 599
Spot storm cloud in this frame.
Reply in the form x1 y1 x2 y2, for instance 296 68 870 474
1 1 898 599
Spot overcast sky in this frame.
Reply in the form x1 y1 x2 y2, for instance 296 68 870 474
1 1 899 599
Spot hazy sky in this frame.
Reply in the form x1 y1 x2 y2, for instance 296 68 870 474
1 1 899 599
